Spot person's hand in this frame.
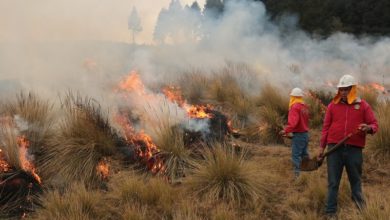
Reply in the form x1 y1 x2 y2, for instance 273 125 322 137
358 123 371 133
317 148 325 161
279 130 286 136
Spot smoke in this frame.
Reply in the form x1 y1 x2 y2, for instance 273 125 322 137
1 0 389 110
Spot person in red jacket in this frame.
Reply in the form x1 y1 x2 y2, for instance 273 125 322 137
318 74 378 217
280 87 310 179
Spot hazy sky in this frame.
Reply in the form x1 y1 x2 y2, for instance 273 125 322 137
0 0 205 44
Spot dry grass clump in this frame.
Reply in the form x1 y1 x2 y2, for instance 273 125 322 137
256 84 289 116
32 182 112 220
108 171 176 218
360 192 390 220
178 71 209 104
0 123 42 217
185 143 269 207
208 71 245 104
39 93 118 187
308 89 334 107
368 100 390 159
305 91 326 128
359 87 379 110
255 84 288 144
0 92 55 164
151 119 193 182
258 106 285 144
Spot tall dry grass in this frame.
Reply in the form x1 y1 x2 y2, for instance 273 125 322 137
255 84 288 144
0 92 55 165
185 143 269 207
305 91 326 129
108 171 176 218
359 87 379 110
39 93 118 187
32 182 112 220
152 122 193 182
368 100 390 159
178 71 209 104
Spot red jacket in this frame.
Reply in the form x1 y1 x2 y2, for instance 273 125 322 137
284 103 309 133
320 98 378 149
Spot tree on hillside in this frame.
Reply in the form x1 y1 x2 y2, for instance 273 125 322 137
204 0 224 18
128 6 142 44
154 0 203 44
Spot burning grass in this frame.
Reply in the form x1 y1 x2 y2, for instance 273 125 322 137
0 122 42 217
185 143 269 207
151 118 193 182
39 93 118 187
0 92 55 167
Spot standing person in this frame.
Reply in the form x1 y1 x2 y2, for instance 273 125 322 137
318 74 378 217
280 87 310 179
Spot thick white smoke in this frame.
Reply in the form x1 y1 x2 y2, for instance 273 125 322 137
0 0 389 105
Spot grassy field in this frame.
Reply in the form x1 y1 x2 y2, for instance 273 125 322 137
1 65 389 220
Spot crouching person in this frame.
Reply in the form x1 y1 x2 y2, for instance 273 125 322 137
280 88 310 179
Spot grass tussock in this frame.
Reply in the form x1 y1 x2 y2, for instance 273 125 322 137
39 92 118 187
32 182 112 220
359 87 379 110
256 84 289 116
305 91 326 128
185 143 269 207
368 100 390 159
258 106 285 144
360 192 390 220
178 71 209 104
151 120 193 182
0 92 55 164
108 171 176 218
208 71 245 104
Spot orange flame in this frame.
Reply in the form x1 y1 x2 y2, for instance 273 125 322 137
369 82 386 93
185 105 212 118
0 149 12 172
118 71 145 94
114 113 163 173
162 86 185 107
17 136 41 184
97 158 110 180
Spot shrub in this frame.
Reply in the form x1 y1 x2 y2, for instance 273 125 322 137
185 143 268 206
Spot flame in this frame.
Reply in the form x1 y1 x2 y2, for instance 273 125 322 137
118 71 146 94
17 136 41 184
0 149 12 173
162 86 185 107
185 105 212 118
163 85 212 118
114 113 163 173
96 158 110 180
369 82 386 93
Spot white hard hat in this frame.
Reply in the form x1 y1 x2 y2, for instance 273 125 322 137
290 88 304 97
337 74 357 88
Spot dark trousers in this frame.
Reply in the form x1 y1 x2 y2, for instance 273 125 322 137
325 144 365 214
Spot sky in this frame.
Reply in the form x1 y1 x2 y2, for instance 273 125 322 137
0 0 205 44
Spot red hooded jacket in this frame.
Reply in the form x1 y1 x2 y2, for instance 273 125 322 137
284 103 309 133
320 98 378 149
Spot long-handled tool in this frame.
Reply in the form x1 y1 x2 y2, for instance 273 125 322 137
300 130 358 171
